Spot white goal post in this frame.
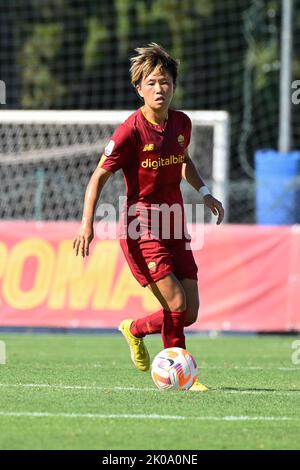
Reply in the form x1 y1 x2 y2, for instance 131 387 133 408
0 110 230 222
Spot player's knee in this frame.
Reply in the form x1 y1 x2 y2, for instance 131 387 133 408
168 291 186 312
184 299 200 326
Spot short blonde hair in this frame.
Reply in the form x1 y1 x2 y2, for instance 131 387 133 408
130 43 179 87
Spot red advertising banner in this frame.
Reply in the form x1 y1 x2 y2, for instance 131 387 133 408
0 221 299 331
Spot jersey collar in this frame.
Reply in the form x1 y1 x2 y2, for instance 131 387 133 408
140 106 169 133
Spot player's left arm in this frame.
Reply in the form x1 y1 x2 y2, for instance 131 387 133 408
182 150 225 225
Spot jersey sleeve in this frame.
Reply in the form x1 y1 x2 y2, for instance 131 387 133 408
183 114 192 150
99 123 134 173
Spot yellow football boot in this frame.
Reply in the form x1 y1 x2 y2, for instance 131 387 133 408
190 380 209 392
118 319 150 372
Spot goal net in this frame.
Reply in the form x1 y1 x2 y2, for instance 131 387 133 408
1 1 286 223
0 110 229 223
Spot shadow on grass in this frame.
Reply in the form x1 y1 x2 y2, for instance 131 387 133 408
212 387 300 393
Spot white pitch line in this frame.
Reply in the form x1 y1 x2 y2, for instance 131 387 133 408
0 383 300 396
222 390 300 396
0 383 155 392
0 411 296 422
201 366 300 371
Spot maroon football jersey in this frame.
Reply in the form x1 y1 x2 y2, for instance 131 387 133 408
100 107 191 207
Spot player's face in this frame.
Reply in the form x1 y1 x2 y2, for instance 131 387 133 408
137 68 175 111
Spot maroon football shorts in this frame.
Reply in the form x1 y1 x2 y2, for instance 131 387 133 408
120 237 198 287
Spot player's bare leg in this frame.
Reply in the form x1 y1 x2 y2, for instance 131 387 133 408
148 273 187 348
119 273 184 371
148 277 208 391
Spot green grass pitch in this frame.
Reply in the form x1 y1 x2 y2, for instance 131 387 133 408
0 333 300 450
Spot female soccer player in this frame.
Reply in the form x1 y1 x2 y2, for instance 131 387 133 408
73 43 224 391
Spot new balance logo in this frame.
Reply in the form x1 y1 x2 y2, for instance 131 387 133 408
143 144 155 151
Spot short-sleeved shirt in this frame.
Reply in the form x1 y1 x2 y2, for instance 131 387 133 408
100 107 192 241
100 107 191 206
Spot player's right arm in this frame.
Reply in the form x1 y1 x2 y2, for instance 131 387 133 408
73 121 134 257
73 165 111 257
